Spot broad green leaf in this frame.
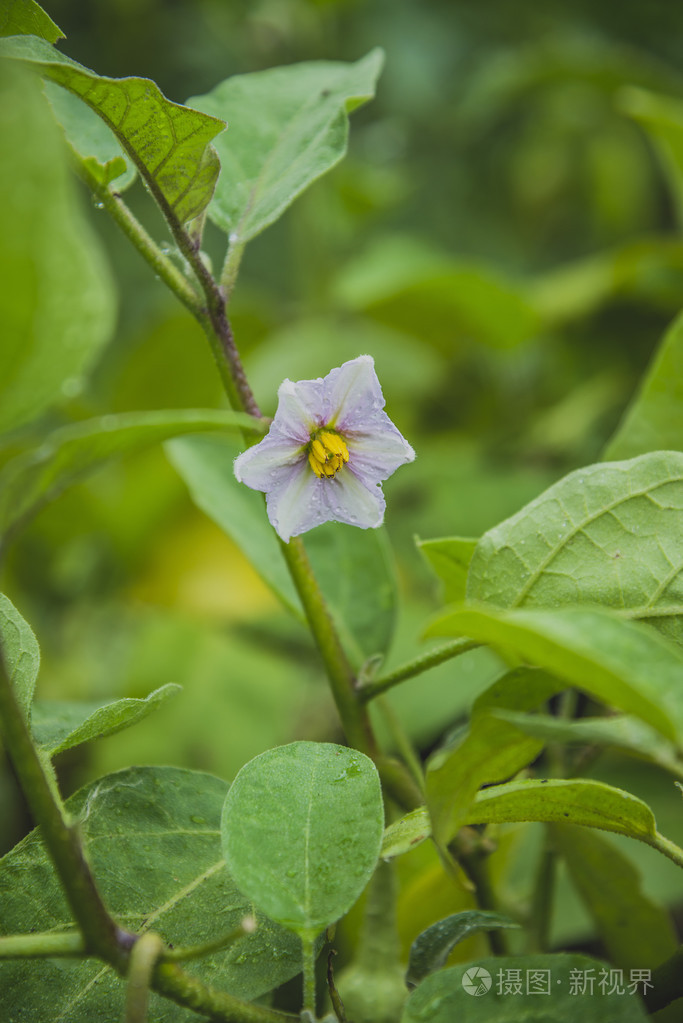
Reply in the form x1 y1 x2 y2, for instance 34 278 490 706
381 806 430 860
31 684 181 756
621 86 683 229
0 409 266 548
0 60 115 434
0 593 39 723
167 434 398 663
425 605 683 743
417 536 478 603
466 778 657 842
406 911 520 988
221 742 384 934
334 234 540 351
0 0 63 41
551 824 678 970
402 955 650 1022
604 312 683 460
0 34 225 225
427 667 560 845
189 50 383 243
467 451 683 647
0 767 302 1020
43 79 136 191
491 710 683 779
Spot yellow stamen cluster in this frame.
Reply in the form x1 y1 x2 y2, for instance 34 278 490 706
308 430 350 479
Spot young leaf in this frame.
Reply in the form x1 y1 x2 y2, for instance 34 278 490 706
0 61 115 435
402 955 650 1022
0 766 302 1019
426 605 683 743
188 50 384 243
0 409 266 548
167 434 398 663
417 536 478 603
406 911 520 988
604 312 683 460
551 823 678 970
466 778 657 843
0 34 225 226
221 742 384 934
381 806 430 860
0 0 63 42
467 450 683 648
0 593 39 724
43 80 136 191
31 684 181 757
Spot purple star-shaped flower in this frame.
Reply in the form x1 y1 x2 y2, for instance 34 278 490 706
234 355 415 542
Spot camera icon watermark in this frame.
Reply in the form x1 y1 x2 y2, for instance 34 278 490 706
461 966 492 996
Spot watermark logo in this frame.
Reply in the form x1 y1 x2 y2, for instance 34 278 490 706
462 966 492 996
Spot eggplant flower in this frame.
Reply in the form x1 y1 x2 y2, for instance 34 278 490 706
234 355 415 542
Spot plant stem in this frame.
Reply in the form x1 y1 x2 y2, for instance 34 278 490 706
526 836 556 953
72 155 202 318
450 830 509 956
644 945 683 1013
358 638 480 702
163 918 256 962
125 932 164 1023
0 651 129 968
0 932 85 958
279 536 374 756
221 236 246 300
152 959 297 1023
300 931 317 1018
647 830 683 869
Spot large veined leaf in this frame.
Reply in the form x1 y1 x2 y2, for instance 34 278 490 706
221 742 384 934
0 0 63 41
467 451 683 647
189 50 383 243
0 60 115 434
167 434 398 664
0 592 39 724
0 409 266 549
604 312 683 460
0 767 302 1021
0 34 225 225
401 955 650 1022
551 824 678 971
32 684 181 757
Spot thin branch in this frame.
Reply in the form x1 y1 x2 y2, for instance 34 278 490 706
0 932 86 958
358 638 480 702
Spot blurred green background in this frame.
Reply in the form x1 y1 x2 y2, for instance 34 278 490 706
2 0 683 970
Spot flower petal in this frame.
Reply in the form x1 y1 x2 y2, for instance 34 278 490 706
266 464 329 542
272 376 326 442
346 419 415 486
324 355 385 432
234 434 304 492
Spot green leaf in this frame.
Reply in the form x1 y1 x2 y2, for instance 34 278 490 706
427 668 559 845
490 710 683 779
401 955 650 1022
0 60 115 435
425 605 683 743
0 409 266 548
417 536 478 603
604 312 683 461
406 911 520 988
467 450 683 647
0 592 39 724
189 49 384 243
221 742 384 934
31 684 181 756
0 0 63 42
551 824 678 970
381 806 430 860
167 434 398 663
0 34 225 225
0 767 302 1019
43 80 136 191
466 778 657 842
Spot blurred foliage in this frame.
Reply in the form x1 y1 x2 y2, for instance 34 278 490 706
3 0 683 991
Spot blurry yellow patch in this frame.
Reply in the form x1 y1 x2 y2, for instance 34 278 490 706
308 429 350 479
